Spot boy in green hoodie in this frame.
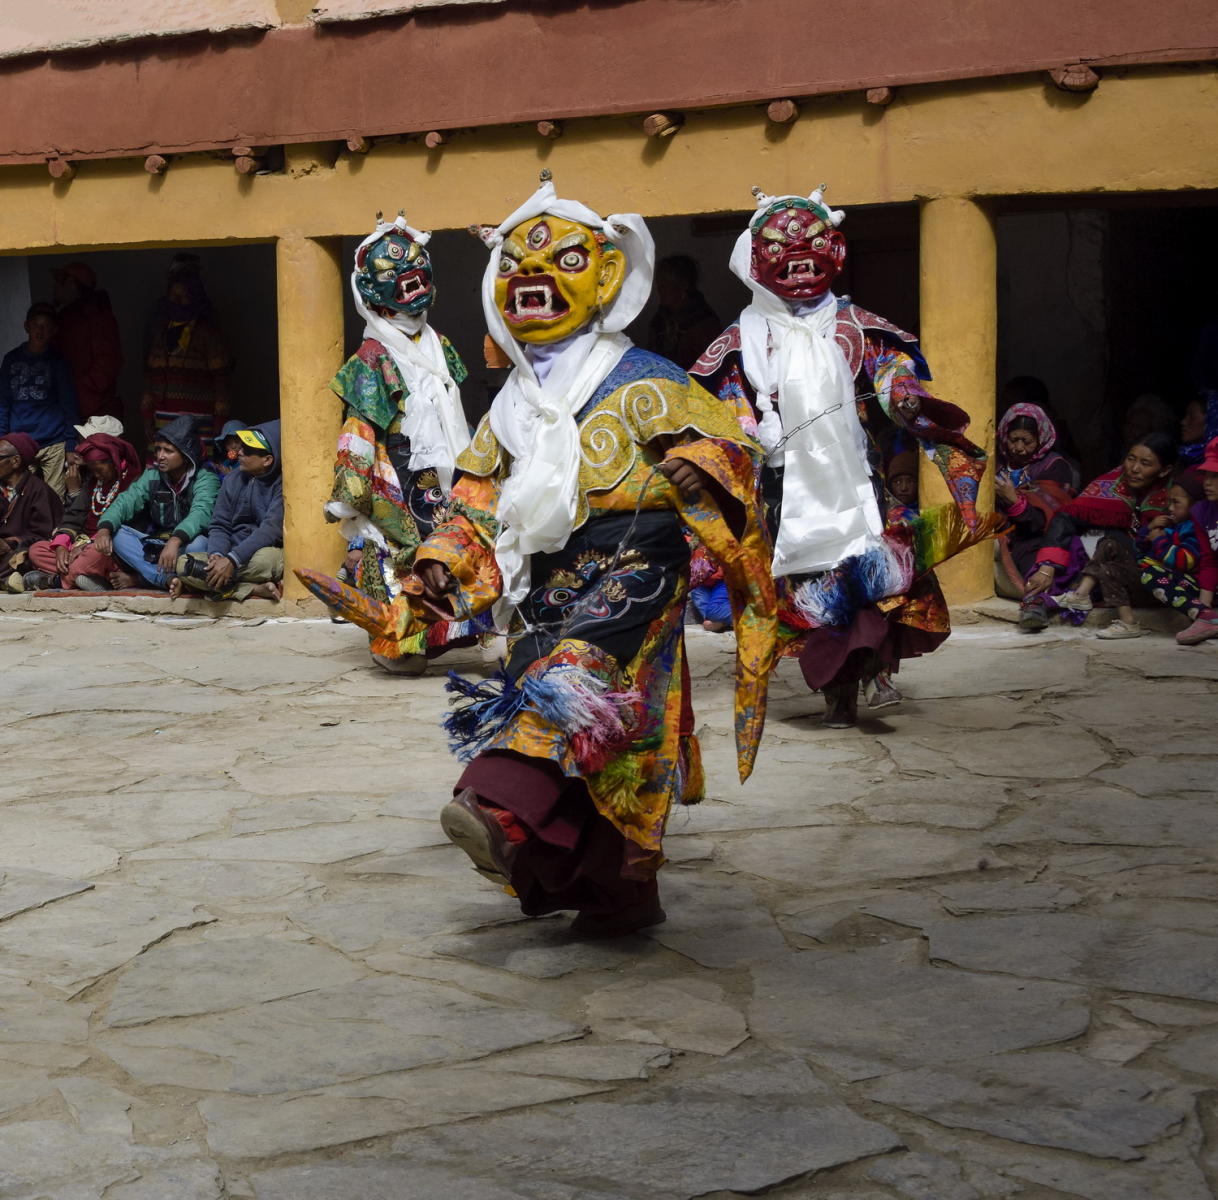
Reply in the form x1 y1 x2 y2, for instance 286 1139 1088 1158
92 414 219 589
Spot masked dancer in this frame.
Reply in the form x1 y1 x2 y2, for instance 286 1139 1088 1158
692 184 998 727
301 175 775 936
327 213 483 673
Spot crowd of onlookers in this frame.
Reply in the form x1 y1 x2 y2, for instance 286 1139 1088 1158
993 377 1218 647
0 256 281 599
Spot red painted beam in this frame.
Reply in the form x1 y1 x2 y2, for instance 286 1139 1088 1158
0 0 1214 164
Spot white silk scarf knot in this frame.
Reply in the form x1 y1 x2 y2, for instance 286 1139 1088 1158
729 225 883 578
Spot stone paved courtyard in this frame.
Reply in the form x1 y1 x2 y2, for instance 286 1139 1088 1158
0 605 1215 1198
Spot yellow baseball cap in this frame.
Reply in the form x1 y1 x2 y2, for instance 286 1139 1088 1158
236 428 272 453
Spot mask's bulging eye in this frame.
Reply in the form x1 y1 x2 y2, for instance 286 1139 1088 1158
498 256 517 275
376 269 395 282
812 237 827 250
527 222 551 250
558 248 589 271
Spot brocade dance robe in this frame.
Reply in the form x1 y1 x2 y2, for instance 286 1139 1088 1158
306 348 776 910
329 335 486 661
691 299 990 688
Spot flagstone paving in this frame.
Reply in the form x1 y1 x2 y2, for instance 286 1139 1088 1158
0 608 1215 1197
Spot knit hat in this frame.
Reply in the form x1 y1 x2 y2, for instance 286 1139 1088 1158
0 432 40 467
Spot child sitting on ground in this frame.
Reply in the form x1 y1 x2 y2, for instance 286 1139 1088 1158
170 422 283 601
687 531 731 632
1137 471 1204 622
1174 437 1218 646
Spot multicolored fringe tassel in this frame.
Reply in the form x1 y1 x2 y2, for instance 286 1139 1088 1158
443 662 641 769
790 538 915 629
789 504 1008 629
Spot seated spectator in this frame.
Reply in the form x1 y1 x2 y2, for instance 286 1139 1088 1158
92 415 219 590
1020 432 1175 635
993 403 1077 598
65 414 126 500
885 447 920 524
170 422 283 601
1137 470 1205 623
1175 438 1218 646
24 433 140 591
0 303 79 498
0 434 63 591
688 532 730 633
999 376 1081 487
212 419 248 478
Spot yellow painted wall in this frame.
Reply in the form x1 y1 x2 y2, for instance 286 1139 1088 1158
2 68 1216 253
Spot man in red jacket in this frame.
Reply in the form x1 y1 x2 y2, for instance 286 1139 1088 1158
51 263 123 423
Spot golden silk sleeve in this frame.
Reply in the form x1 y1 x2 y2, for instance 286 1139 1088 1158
413 474 505 622
296 473 505 641
665 435 777 784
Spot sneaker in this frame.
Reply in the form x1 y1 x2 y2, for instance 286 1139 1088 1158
1056 591 1093 613
1017 602 1049 633
74 574 108 592
865 672 904 710
1176 612 1218 646
440 788 517 887
1097 619 1144 640
22 570 57 591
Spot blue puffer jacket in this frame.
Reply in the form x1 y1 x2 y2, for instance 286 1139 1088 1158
206 420 284 566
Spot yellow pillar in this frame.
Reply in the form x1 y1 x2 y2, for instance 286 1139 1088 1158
277 233 344 602
918 196 997 603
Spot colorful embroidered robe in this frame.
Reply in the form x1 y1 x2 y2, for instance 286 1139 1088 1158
329 334 479 659
691 299 991 650
307 348 776 878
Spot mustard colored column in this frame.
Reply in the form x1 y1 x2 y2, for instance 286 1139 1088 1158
918 197 998 603
277 233 344 603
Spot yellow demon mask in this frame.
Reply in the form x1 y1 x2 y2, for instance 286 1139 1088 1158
493 214 626 344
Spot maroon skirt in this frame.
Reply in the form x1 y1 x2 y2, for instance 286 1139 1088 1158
797 606 946 691
457 750 653 917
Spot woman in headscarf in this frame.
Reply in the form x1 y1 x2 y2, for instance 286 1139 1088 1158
1020 430 1176 633
24 432 140 590
0 433 62 590
994 403 1077 598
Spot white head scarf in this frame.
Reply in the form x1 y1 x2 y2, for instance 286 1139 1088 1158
477 177 655 625
349 214 470 496
729 186 884 578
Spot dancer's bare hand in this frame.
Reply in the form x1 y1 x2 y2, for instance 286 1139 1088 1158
660 458 712 499
414 559 456 619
